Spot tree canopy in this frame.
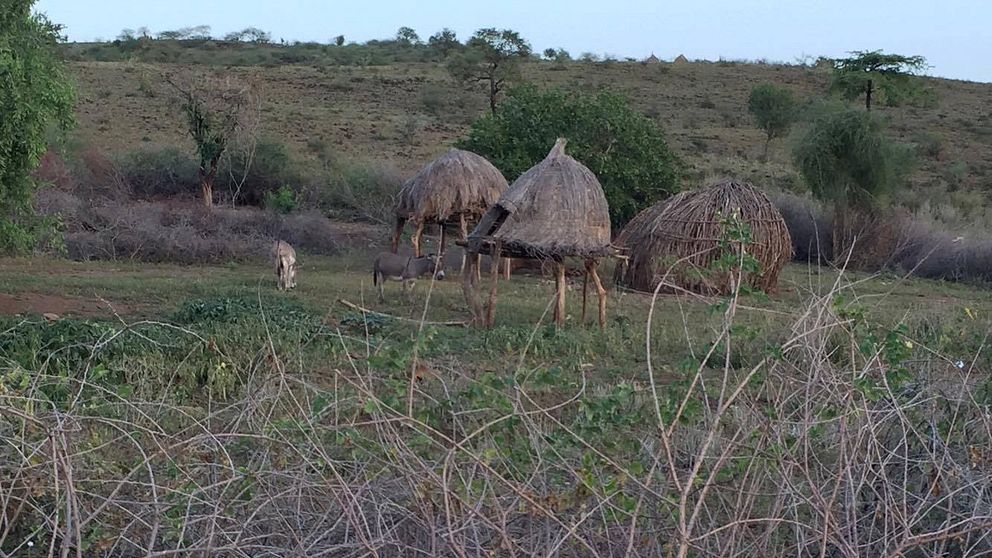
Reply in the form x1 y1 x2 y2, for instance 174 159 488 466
794 103 913 210
0 0 75 254
447 28 532 114
747 83 797 157
830 50 931 110
458 85 683 225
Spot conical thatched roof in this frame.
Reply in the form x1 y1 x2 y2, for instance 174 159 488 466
468 138 612 259
673 54 689 65
614 180 792 295
395 148 508 223
645 53 661 63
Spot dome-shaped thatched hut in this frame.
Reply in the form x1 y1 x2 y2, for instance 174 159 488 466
614 180 792 295
392 148 508 265
464 138 614 327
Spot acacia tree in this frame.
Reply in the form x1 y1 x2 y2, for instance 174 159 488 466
447 28 531 114
747 83 797 158
168 75 255 208
458 85 683 225
793 103 914 262
427 28 460 58
831 50 929 111
0 0 75 254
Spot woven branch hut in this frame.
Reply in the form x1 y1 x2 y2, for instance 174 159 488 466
614 180 793 295
464 138 614 328
392 148 508 266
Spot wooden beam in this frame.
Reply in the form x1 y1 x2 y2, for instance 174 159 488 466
459 214 468 276
554 261 566 328
581 268 589 324
485 242 501 327
586 259 607 330
412 220 424 257
438 222 447 269
462 251 483 326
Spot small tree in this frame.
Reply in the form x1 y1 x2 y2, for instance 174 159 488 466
168 75 255 209
447 28 531 114
831 50 929 111
334 35 345 46
458 85 683 225
793 103 914 260
396 26 420 45
0 1 75 255
747 83 797 159
427 28 460 58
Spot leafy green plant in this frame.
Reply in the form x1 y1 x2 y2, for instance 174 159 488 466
263 185 298 214
0 1 75 255
458 85 683 225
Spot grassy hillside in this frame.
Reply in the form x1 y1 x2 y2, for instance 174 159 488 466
67 56 992 220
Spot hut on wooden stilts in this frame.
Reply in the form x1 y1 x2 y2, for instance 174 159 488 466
392 148 508 273
463 138 614 328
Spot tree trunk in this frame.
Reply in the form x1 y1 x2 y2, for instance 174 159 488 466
865 79 873 111
200 166 217 209
488 71 498 115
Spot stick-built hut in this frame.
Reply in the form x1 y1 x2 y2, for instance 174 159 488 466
392 148 508 271
614 180 792 295
463 138 614 328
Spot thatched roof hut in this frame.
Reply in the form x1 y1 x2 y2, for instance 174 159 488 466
392 148 508 257
614 180 792 295
673 54 689 65
467 138 612 260
464 139 614 328
644 53 661 64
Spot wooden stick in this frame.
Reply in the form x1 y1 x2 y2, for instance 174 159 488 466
461 251 483 326
459 214 468 276
412 221 425 257
503 257 511 279
586 259 607 330
485 243 501 327
438 223 447 269
338 299 468 327
581 268 589 324
554 261 566 328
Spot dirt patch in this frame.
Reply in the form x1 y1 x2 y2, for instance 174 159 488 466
0 293 144 319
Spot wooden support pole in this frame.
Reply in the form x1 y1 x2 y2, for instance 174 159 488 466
462 251 483 326
554 261 566 328
586 259 607 330
438 223 447 270
581 268 589 325
391 217 406 253
412 221 425 257
485 243 501 327
503 257 511 279
459 214 468 276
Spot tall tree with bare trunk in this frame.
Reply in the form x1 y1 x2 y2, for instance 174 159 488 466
167 74 255 208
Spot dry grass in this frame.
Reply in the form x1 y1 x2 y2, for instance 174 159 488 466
1 258 990 556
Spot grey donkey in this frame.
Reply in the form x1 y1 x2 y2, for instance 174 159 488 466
373 252 444 302
273 240 297 290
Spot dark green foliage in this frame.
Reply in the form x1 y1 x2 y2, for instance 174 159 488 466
263 185 298 214
447 28 532 114
118 146 200 198
395 27 420 45
222 138 301 206
793 103 913 209
830 50 932 110
747 84 797 156
0 0 75 254
458 85 683 225
427 28 460 58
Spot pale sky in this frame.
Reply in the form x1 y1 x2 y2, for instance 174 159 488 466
35 0 992 83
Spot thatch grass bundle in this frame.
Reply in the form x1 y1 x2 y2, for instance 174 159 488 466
395 148 508 224
468 138 612 259
615 180 793 295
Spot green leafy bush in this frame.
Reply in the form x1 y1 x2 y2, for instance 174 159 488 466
458 85 683 225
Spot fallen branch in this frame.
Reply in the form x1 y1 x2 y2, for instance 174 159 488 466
337 299 469 327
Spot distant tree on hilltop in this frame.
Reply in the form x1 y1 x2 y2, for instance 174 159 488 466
447 28 531 114
831 50 932 111
747 83 797 158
